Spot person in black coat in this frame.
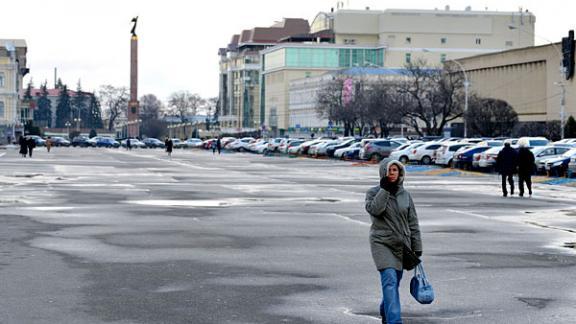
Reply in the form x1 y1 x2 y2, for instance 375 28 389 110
19 136 28 157
27 137 36 158
496 141 518 197
216 137 222 155
517 140 535 197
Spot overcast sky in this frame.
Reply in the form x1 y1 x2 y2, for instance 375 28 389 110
2 0 575 103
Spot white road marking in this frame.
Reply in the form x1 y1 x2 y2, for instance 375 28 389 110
0 152 5 158
329 213 370 226
447 209 493 220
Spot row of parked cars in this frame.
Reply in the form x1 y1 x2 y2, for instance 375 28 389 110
67 136 206 149
207 135 576 178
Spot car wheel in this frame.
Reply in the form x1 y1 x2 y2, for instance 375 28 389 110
370 153 382 162
421 156 431 165
399 156 409 164
448 159 454 168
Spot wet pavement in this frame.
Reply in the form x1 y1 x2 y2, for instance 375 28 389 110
1 147 575 323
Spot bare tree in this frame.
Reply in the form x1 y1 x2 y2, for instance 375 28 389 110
397 59 465 136
316 78 358 136
366 80 403 137
167 91 205 121
98 85 128 131
466 97 518 137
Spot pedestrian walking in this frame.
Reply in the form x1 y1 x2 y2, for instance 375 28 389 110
216 137 222 155
365 158 423 324
165 137 173 158
496 140 518 197
46 137 52 153
517 138 535 197
127 138 132 150
211 139 217 155
27 137 36 158
18 136 28 157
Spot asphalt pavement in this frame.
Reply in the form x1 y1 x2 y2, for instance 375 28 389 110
1 147 575 324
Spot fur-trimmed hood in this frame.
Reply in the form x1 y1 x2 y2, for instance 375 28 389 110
379 158 405 186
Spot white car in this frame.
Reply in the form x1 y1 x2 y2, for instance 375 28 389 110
334 142 362 159
185 138 203 148
434 143 469 166
533 146 572 173
266 138 285 152
389 143 424 164
227 137 255 151
411 142 443 165
311 140 340 156
121 139 146 148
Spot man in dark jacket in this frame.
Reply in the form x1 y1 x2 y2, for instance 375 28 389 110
517 140 535 197
496 141 518 197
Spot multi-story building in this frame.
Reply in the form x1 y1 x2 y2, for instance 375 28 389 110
288 67 408 136
453 42 575 132
260 6 536 136
24 87 93 128
218 19 310 134
330 7 535 66
0 39 28 143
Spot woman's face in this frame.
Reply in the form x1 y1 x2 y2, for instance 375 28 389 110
388 164 400 183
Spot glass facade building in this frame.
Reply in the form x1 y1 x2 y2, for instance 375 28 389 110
264 46 384 71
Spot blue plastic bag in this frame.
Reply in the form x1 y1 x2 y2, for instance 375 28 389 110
410 263 434 304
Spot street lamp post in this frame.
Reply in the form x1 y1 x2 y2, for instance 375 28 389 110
449 60 470 138
64 121 71 137
73 117 82 131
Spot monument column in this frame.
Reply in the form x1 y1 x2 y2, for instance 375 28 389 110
128 16 140 138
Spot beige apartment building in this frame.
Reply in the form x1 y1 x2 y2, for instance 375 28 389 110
0 39 29 143
454 43 575 126
260 7 536 135
329 7 535 67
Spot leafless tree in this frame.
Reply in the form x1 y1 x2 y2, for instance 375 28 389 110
397 59 465 136
366 80 403 137
167 91 205 121
98 85 128 131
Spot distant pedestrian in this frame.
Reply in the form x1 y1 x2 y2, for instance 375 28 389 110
46 137 52 153
517 138 535 197
211 139 217 155
165 138 173 158
365 158 423 324
216 137 222 155
19 136 28 157
496 140 518 197
27 137 36 158
127 138 132 150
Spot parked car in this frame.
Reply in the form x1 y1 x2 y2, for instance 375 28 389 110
434 143 469 167
326 139 358 158
543 148 576 176
277 139 302 154
266 138 285 152
389 143 425 164
121 138 146 148
184 138 203 148
142 138 166 149
227 137 255 151
532 146 571 173
171 138 186 149
287 141 307 155
360 140 403 161
310 140 339 156
96 137 120 148
453 146 492 170
87 136 102 147
71 136 91 147
298 140 322 155
50 136 71 147
411 142 443 165
335 142 362 160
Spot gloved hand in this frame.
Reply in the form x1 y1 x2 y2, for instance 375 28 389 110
415 251 423 257
380 177 398 194
380 176 389 189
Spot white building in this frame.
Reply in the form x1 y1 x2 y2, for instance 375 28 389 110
0 39 28 143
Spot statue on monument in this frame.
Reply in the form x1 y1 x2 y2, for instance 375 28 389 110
130 16 138 36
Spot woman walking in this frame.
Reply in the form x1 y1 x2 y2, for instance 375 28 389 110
365 158 423 324
19 136 28 157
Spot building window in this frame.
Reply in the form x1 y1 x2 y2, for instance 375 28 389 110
505 40 513 47
440 54 446 63
0 72 4 88
475 38 481 45
344 39 356 45
0 101 4 118
441 37 447 44
405 37 411 44
405 53 411 64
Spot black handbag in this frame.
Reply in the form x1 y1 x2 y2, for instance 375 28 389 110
402 243 421 271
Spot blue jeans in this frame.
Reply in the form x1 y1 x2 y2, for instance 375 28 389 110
380 268 403 324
